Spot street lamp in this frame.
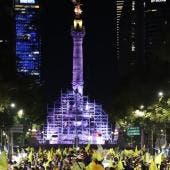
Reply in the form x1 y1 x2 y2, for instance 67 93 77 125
134 109 145 148
17 109 24 119
140 105 144 110
158 91 164 97
1 103 16 146
10 103 16 108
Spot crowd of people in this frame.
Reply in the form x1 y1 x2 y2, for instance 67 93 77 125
0 144 170 170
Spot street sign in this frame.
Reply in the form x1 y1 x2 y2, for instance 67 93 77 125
10 124 23 133
127 127 140 136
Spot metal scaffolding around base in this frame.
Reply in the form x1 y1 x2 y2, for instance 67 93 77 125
43 90 112 144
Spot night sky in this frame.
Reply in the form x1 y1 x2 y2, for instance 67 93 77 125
41 0 117 109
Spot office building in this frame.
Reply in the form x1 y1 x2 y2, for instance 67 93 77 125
14 0 41 82
0 0 15 80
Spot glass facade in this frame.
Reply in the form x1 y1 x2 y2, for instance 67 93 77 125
15 0 41 81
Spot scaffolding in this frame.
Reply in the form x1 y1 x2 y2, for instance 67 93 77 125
43 90 112 144
43 1 112 145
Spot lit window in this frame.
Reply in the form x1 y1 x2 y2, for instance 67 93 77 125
131 44 135 52
20 0 35 3
151 0 166 2
33 51 39 54
132 1 135 11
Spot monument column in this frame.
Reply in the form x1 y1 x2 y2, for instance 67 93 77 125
71 2 85 95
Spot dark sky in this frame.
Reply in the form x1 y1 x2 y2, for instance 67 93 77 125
41 0 117 108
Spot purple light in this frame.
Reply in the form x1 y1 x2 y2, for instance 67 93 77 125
71 29 85 95
42 4 112 145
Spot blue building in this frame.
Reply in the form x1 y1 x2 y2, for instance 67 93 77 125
15 0 41 82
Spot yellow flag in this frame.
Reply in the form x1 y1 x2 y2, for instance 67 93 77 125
0 151 8 170
117 159 124 170
92 151 102 161
86 161 105 170
134 146 140 157
144 152 151 163
47 150 52 161
28 149 33 163
135 146 138 153
124 149 134 157
109 148 115 156
56 148 62 156
38 146 42 156
155 153 162 165
142 145 146 152
50 147 54 159
149 159 157 170
63 148 67 156
85 140 91 152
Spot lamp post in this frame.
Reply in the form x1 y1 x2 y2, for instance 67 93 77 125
0 103 16 150
150 91 165 154
134 107 145 149
8 105 24 158
157 91 167 150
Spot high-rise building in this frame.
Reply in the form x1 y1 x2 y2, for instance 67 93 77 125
114 0 169 77
113 0 125 61
14 0 41 82
113 0 137 77
0 0 15 81
144 0 170 62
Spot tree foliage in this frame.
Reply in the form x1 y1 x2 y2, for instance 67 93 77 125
0 77 46 129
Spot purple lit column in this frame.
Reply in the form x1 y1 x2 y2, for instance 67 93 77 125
71 29 85 95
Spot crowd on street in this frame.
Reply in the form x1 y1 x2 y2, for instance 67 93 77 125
0 144 169 170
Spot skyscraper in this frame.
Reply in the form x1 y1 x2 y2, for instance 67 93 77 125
144 0 170 62
113 0 170 78
0 0 15 81
14 0 41 82
113 0 136 77
113 0 125 61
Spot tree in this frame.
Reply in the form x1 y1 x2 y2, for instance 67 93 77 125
0 77 46 126
118 93 170 151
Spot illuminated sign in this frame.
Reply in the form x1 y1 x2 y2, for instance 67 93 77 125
20 0 35 3
127 127 140 136
151 0 166 2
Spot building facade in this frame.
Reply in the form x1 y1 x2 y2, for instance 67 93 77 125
144 0 170 62
0 0 15 81
14 0 41 82
113 0 169 78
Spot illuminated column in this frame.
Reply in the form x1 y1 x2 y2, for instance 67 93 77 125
71 3 85 95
